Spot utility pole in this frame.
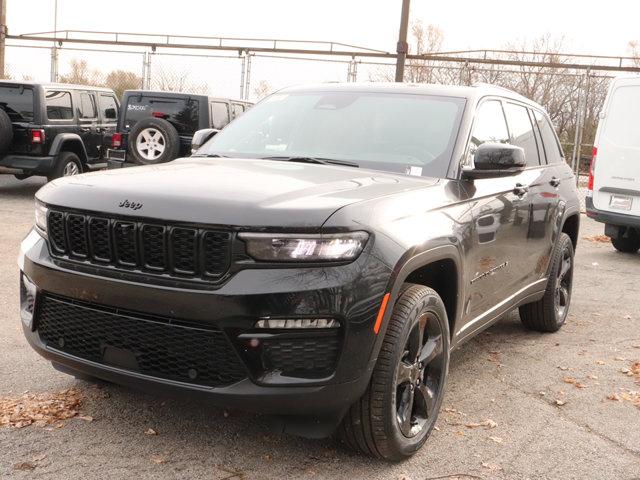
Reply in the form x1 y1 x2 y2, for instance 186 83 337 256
394 0 410 82
50 0 59 82
0 0 6 79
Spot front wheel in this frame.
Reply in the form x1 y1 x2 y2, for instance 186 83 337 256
338 285 450 460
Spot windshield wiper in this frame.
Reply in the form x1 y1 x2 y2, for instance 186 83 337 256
262 156 359 168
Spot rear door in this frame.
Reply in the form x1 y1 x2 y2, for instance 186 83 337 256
96 92 119 159
593 79 640 216
76 91 101 160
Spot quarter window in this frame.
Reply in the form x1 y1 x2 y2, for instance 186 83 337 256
532 110 563 164
98 94 118 121
211 102 230 129
504 103 540 167
45 90 73 120
79 92 97 119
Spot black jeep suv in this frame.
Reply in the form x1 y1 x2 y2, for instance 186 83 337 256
0 81 119 180
107 90 252 167
20 83 580 460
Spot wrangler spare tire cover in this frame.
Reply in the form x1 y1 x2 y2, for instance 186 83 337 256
0 109 14 155
128 117 180 165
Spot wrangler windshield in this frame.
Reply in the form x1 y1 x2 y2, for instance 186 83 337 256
196 91 466 178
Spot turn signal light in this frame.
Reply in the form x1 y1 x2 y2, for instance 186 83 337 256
588 147 597 191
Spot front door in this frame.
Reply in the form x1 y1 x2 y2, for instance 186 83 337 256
97 92 119 159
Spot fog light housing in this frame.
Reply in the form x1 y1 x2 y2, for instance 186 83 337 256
254 318 340 329
20 272 37 328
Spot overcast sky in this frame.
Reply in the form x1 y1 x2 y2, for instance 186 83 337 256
5 0 640 99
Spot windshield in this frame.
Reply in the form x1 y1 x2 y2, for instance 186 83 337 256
0 85 34 122
197 91 466 177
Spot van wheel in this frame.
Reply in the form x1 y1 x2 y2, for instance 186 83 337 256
611 229 640 253
0 109 14 155
520 233 574 332
128 117 180 165
338 285 449 461
47 152 83 181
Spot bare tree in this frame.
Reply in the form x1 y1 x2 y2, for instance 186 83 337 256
252 80 272 100
151 68 210 95
629 41 640 67
104 70 142 98
59 59 103 86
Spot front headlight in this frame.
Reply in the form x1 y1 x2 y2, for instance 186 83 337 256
34 201 48 236
238 231 369 262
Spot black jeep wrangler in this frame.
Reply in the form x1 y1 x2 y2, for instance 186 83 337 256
0 81 119 181
107 90 252 167
21 83 580 460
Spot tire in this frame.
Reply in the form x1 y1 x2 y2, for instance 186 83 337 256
611 228 640 253
338 285 450 461
0 109 13 155
519 232 574 332
128 117 180 165
47 151 83 181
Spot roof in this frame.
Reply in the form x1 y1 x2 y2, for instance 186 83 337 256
122 89 251 104
0 79 115 92
277 81 543 110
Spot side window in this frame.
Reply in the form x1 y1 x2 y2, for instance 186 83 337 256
533 110 563 164
231 103 244 119
210 102 230 129
528 108 546 164
98 94 119 121
504 102 540 167
79 92 97 119
45 90 73 120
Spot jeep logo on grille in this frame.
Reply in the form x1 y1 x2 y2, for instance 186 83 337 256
118 199 143 211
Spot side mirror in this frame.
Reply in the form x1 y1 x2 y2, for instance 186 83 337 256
191 128 219 153
104 108 117 120
463 143 526 179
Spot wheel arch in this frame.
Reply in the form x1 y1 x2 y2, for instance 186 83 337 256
380 245 464 343
561 211 580 250
48 134 88 165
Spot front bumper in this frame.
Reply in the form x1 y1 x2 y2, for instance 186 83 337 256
19 230 390 418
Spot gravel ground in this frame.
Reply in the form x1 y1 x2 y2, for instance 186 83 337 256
1 175 639 480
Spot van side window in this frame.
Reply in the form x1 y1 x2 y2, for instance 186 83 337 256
79 92 97 119
98 94 119 121
504 102 540 167
211 102 230 129
533 110 563 164
45 90 73 120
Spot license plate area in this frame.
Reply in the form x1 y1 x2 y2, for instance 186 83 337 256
106 149 126 161
609 194 633 211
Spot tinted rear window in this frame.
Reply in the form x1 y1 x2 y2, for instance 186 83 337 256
0 85 34 122
124 96 199 134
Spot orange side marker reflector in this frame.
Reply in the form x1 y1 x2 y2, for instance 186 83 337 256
373 293 391 334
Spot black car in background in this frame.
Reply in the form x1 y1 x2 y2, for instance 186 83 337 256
107 90 252 166
21 83 580 460
0 81 119 180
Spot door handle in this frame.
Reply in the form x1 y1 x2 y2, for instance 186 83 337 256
513 183 529 197
80 127 91 132
549 177 561 187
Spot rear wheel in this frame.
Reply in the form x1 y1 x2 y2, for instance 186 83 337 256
519 233 574 332
47 151 83 181
611 228 640 253
338 285 450 460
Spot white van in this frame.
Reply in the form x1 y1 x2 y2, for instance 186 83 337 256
587 76 640 253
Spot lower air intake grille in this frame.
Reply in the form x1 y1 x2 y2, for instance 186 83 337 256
36 296 246 387
261 334 340 377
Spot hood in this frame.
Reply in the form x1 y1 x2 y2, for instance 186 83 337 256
36 157 438 228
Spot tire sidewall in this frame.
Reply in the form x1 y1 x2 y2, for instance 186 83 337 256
550 233 574 327
128 118 180 165
0 109 14 155
382 288 450 458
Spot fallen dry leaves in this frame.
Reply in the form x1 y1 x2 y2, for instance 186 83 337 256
583 235 611 244
465 419 497 429
607 389 640 408
145 428 158 436
562 376 587 389
0 389 83 429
